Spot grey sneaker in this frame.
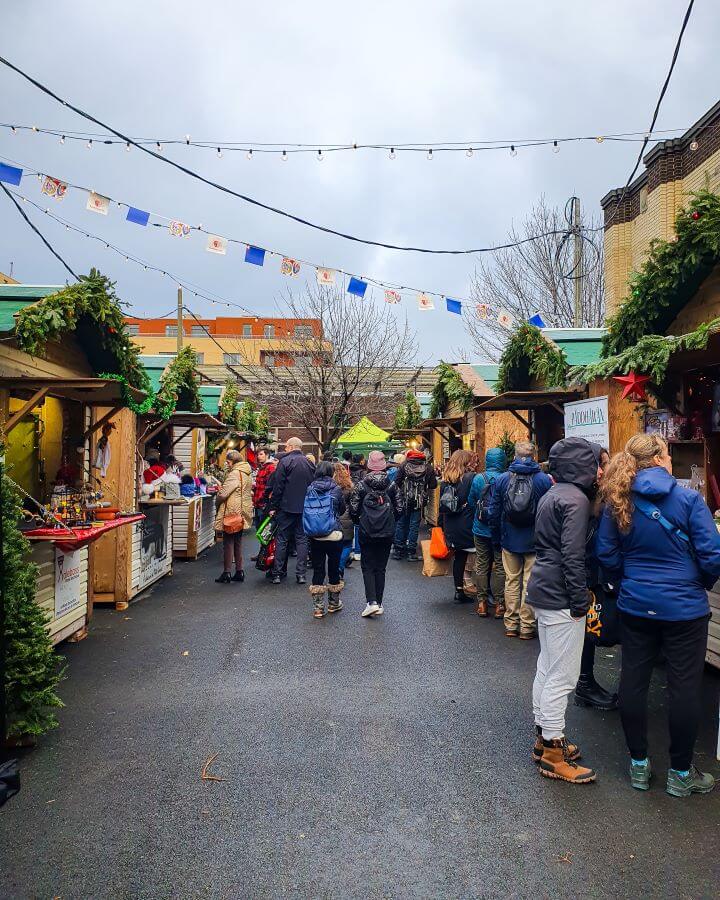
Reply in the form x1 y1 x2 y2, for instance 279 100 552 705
666 765 715 798
629 759 651 791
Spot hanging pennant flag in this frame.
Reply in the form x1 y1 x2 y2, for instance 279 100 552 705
169 220 191 237
40 175 67 200
446 298 462 316
245 245 265 266
476 303 489 320
347 277 368 298
281 257 301 276
417 293 435 311
206 235 228 255
528 313 546 328
384 289 401 304
0 163 22 186
497 308 515 330
86 192 110 215
126 206 150 227
316 267 336 286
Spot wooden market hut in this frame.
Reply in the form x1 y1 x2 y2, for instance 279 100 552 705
0 279 149 638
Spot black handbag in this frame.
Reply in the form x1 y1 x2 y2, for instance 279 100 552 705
585 583 620 647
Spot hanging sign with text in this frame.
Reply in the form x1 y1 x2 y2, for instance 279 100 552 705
563 396 609 449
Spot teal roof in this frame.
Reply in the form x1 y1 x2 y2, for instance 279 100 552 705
469 364 500 392
139 355 170 393
542 328 606 367
416 392 433 418
0 285 63 333
199 386 222 415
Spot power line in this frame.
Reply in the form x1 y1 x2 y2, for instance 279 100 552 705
1 182 78 279
600 0 695 230
0 53 574 255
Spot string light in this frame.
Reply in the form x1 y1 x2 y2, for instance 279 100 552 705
596 135 605 143
281 150 288 161
156 141 162 152
466 147 473 157
31 125 38 132
185 134 191 145
317 149 323 162
553 140 559 153
389 147 396 160
86 139 92 149
510 145 517 156
216 147 222 158
427 149 433 161
11 126 16 135
125 141 131 152
690 139 699 151
59 135 65 145
246 149 253 160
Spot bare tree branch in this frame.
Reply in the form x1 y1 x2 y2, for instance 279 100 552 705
464 197 605 361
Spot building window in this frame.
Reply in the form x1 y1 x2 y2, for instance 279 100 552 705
264 324 275 338
165 324 178 336
190 325 207 337
223 353 242 365
158 351 176 356
294 325 313 337
639 186 648 214
126 324 140 335
262 353 275 367
243 324 252 337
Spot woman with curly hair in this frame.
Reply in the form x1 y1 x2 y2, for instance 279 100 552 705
597 433 720 797
439 449 477 603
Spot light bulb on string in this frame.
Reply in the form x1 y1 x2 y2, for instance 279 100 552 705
510 145 517 157
427 149 433 161
282 150 288 161
389 147 396 160
125 141 131 152
596 136 604 143
59 135 65 145
86 139 93 149
690 139 699 151
217 147 223 158
246 149 253 160
553 140 559 153
156 142 162 153
317 149 324 162
11 126 16 135
466 147 473 157
31 125 38 132
185 134 191 145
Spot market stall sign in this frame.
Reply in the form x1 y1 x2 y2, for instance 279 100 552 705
54 547 83 619
563 396 609 449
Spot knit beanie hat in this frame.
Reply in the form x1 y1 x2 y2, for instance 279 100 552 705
367 450 387 472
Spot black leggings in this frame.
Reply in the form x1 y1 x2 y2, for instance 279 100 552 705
580 639 595 677
619 611 709 771
310 539 342 586
452 550 469 589
359 533 393 605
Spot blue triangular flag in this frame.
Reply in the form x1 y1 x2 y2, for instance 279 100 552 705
126 206 150 226
245 245 265 266
528 313 546 328
347 277 367 298
0 163 23 186
446 298 462 315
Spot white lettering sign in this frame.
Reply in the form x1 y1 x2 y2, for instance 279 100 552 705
55 548 83 619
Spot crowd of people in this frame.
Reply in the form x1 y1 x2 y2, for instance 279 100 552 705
212 432 720 798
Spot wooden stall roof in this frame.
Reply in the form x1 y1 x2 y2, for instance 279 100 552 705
0 376 147 406
476 389 585 412
140 411 226 430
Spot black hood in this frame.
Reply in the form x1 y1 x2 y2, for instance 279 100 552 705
548 437 602 491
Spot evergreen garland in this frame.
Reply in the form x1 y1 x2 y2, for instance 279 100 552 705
603 190 720 356
429 362 474 418
15 269 151 395
495 324 568 394
156 346 201 415
236 399 270 439
569 318 720 387
1 461 65 740
394 391 423 431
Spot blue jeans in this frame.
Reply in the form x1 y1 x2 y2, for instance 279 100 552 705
352 526 361 555
339 539 353 576
394 508 421 554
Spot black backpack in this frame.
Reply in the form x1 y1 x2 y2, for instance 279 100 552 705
475 475 494 525
359 486 396 538
401 464 427 510
503 472 537 526
438 482 459 515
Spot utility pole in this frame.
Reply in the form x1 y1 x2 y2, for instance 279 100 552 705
176 287 183 352
572 197 584 328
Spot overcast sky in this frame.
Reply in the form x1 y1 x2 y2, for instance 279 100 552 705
1 1 718 363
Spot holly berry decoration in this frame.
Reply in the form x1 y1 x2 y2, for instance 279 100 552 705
614 370 651 401
691 211 700 220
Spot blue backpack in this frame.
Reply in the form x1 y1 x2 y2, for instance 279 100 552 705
303 486 338 537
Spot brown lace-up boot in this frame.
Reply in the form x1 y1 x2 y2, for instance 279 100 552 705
475 599 488 617
539 737 596 783
532 725 580 763
494 602 505 619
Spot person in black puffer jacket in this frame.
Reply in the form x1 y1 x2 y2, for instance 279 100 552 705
439 449 477 604
526 437 602 785
350 451 404 619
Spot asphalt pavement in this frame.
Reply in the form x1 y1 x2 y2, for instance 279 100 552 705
2 535 719 900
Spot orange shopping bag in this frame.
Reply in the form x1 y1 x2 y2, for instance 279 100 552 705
429 526 450 559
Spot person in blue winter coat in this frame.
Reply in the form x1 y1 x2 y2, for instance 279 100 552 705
597 433 720 798
488 440 552 638
467 447 507 618
304 461 347 619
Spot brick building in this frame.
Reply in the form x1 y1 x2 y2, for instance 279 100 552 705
602 99 720 314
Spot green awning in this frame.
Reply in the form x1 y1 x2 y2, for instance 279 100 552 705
336 416 390 444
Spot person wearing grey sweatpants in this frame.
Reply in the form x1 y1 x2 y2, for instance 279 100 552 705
526 438 602 783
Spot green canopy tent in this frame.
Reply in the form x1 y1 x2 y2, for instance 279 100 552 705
334 416 403 458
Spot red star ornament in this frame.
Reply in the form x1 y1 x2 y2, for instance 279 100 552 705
613 371 650 401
